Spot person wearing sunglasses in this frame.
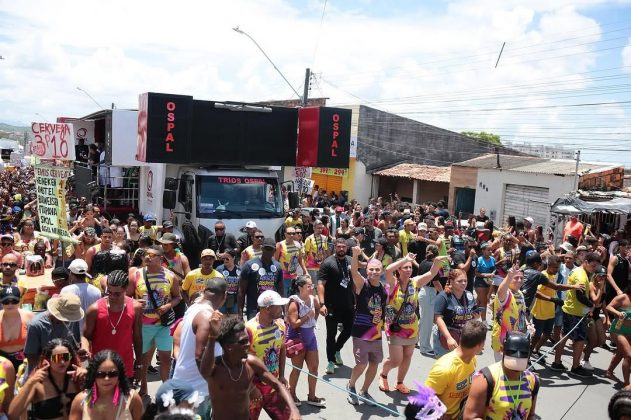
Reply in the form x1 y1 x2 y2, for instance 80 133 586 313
240 229 264 267
9 338 81 420
208 221 237 268
0 286 33 371
275 227 308 298
0 254 25 300
216 249 240 315
0 234 21 269
181 249 223 305
68 350 142 420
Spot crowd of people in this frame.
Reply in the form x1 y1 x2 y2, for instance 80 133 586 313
0 160 630 420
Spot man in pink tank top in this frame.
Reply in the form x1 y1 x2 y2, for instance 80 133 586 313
84 270 143 382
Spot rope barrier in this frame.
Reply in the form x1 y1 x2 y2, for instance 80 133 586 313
528 312 589 370
286 362 402 417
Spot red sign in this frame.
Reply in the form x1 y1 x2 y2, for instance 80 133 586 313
296 107 352 169
218 177 266 184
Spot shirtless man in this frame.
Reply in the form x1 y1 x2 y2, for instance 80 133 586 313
200 314 300 420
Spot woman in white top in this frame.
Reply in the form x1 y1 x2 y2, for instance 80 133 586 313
286 275 325 407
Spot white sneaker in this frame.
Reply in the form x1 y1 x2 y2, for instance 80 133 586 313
582 361 594 370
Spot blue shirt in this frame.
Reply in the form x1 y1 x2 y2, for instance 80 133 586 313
476 256 496 276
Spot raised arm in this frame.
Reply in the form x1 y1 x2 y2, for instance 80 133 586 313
412 255 448 288
199 311 223 379
351 246 365 293
385 253 416 289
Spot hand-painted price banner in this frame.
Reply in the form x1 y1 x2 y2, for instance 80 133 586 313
35 165 77 243
29 122 76 161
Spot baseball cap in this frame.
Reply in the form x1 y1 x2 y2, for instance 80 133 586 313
245 221 257 229
262 238 276 249
143 214 156 222
335 206 344 212
444 221 454 228
257 290 289 308
480 242 492 250
559 242 575 252
0 286 20 303
524 216 535 225
576 245 588 252
374 237 388 247
68 259 92 278
403 209 411 215
353 227 365 235
594 265 607 276
200 249 216 259
158 233 178 244
162 220 174 229
0 234 13 242
417 222 428 231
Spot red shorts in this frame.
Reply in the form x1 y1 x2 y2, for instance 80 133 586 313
249 381 291 420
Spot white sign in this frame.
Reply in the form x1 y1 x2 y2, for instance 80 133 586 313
29 122 76 161
350 135 357 158
293 166 312 179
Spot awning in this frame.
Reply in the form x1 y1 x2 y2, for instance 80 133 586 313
550 196 631 215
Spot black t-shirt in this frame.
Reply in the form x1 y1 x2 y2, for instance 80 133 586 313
408 240 427 276
522 267 549 308
318 255 354 312
452 251 476 292
240 258 282 314
476 215 489 222
434 290 478 332
352 280 387 340
419 259 443 288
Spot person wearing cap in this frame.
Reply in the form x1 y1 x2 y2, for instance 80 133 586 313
159 232 191 290
399 218 416 256
239 238 283 320
246 290 294 417
240 228 265 266
275 225 308 298
66 201 80 226
0 286 34 371
463 332 540 420
523 216 536 243
304 220 331 282
200 315 300 420
551 252 599 377
208 221 238 267
425 320 487 419
581 264 607 371
182 249 224 304
23 293 88 374
83 270 143 387
0 235 21 269
284 211 302 228
237 221 258 253
172 278 227 419
0 254 25 299
61 259 101 333
137 213 162 241
132 244 182 395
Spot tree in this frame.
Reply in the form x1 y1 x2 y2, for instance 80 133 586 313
461 131 501 145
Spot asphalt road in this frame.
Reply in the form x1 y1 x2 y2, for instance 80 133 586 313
147 311 621 419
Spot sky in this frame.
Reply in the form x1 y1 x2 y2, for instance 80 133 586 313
1 0 631 165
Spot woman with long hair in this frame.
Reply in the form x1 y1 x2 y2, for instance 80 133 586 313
69 350 142 420
0 286 34 371
126 220 141 253
336 218 352 240
286 275 324 407
474 243 496 327
432 269 480 357
13 217 48 254
9 339 81 420
583 267 607 370
379 253 446 394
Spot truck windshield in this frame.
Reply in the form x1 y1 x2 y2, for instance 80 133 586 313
197 175 283 218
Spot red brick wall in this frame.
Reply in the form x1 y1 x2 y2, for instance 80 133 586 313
579 167 625 191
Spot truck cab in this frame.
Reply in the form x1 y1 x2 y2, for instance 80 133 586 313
160 166 285 239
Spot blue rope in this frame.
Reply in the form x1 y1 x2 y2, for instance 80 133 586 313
287 362 402 417
528 312 589 370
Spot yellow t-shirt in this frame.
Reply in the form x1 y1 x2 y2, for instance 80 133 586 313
134 269 175 324
483 362 538 420
425 350 476 419
277 240 304 279
182 268 225 297
139 225 159 241
562 266 590 317
398 229 414 255
531 271 556 320
245 317 286 379
284 216 301 227
304 234 329 269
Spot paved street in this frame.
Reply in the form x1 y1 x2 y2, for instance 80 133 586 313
148 309 622 419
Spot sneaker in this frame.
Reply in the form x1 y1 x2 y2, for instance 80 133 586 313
421 350 436 358
570 366 593 378
581 361 594 371
602 343 614 351
147 365 158 374
306 396 326 407
335 351 344 366
347 384 359 405
359 391 376 406
549 362 567 372
325 361 336 374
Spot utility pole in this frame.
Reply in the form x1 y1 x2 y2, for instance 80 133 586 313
302 68 311 106
573 150 581 190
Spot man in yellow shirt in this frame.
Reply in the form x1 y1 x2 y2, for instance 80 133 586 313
551 252 597 377
398 218 415 256
531 255 564 356
182 249 225 303
425 320 487 420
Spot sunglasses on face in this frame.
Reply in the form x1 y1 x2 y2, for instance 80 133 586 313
2 263 17 268
215 227 224 231
228 338 249 346
95 370 120 379
50 352 71 364
3 299 19 305
255 236 264 239
0 243 12 247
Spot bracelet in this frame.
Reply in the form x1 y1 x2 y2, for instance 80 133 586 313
134 364 142 368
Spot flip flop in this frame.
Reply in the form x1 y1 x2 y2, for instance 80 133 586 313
379 374 390 392
396 383 411 394
306 396 326 407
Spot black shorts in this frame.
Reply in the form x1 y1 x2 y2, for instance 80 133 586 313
562 312 587 342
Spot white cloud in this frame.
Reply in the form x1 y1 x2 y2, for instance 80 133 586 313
623 37 631 70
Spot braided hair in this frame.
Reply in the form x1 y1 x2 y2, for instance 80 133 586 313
107 269 129 289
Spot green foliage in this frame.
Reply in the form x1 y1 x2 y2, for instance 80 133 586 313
461 131 501 145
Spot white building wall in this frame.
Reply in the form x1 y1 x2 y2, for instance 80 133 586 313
474 168 575 227
352 159 373 204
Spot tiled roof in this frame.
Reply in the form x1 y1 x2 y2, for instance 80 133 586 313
373 163 451 183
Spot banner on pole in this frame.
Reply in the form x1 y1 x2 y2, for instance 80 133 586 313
34 165 77 243
29 122 76 161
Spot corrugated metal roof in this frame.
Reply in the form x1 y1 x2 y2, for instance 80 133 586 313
454 153 620 176
373 163 451 183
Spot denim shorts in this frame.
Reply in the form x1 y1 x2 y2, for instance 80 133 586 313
474 277 491 289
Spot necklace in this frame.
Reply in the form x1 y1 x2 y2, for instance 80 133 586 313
220 356 244 382
107 298 126 335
